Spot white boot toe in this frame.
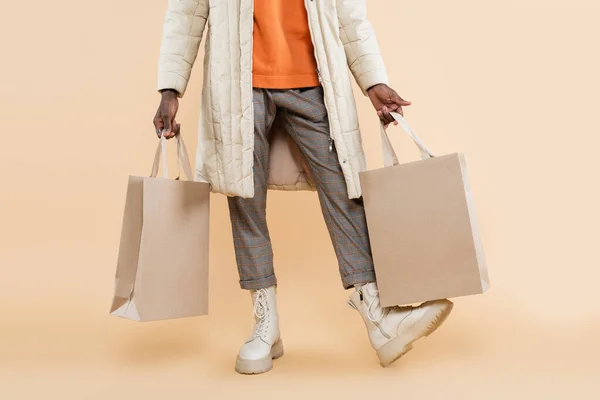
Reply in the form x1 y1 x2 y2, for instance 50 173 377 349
238 338 272 361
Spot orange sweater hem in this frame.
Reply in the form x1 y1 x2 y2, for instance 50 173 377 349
252 74 321 89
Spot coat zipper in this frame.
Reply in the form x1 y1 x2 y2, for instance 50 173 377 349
305 0 335 153
316 67 333 152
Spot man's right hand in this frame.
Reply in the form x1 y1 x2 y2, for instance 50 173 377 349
153 89 180 139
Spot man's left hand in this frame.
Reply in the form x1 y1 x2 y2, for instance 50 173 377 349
367 83 412 126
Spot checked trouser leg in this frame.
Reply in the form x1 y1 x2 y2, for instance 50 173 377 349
227 87 376 290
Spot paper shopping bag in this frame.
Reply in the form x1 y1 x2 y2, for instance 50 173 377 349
110 134 210 321
359 112 489 307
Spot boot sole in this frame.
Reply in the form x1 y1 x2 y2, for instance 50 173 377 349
376 299 454 367
234 339 284 375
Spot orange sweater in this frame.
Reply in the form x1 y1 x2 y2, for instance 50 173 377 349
252 0 320 89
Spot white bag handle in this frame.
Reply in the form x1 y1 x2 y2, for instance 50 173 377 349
150 134 194 180
380 111 435 167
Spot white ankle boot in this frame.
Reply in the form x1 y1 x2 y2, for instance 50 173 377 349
235 285 283 374
348 281 453 367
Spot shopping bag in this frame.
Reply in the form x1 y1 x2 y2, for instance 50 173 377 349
110 134 210 321
359 112 489 307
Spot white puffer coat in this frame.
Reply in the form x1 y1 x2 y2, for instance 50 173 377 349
157 0 389 199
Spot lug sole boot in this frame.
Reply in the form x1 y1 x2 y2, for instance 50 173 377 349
235 285 283 374
348 281 453 367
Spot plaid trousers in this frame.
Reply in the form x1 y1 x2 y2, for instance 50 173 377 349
227 86 376 290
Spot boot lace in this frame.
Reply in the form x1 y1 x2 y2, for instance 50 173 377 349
365 287 387 323
250 288 270 339
364 286 412 323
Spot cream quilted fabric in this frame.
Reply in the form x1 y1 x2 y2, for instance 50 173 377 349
157 0 389 199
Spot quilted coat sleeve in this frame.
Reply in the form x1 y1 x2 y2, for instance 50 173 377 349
336 0 390 96
157 0 209 98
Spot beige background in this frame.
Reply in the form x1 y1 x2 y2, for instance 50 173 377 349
1 0 599 398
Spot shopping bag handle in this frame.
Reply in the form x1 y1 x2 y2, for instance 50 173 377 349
380 111 435 167
150 133 194 180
